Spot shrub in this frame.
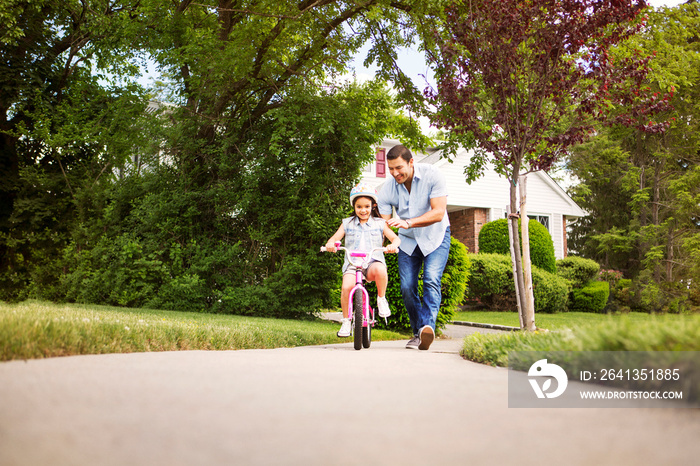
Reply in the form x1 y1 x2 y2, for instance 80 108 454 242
570 281 610 313
147 274 208 313
625 272 698 314
367 236 471 333
556 256 601 288
477 219 512 257
598 268 623 286
61 234 167 308
527 220 557 274
478 218 556 273
531 266 569 314
438 237 471 325
467 253 568 313
466 253 515 309
607 278 632 313
216 251 337 319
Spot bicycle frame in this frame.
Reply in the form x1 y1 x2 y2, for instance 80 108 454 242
346 249 378 330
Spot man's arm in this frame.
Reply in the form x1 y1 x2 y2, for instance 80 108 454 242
386 196 447 230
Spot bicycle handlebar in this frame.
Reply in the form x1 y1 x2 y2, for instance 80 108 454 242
320 244 396 269
319 246 390 254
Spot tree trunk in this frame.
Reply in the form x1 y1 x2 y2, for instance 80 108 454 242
508 207 523 327
652 161 663 282
508 174 528 329
519 176 536 331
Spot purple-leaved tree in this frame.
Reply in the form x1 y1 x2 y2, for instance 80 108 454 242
426 0 672 330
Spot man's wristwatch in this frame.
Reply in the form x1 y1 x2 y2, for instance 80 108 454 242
405 219 412 228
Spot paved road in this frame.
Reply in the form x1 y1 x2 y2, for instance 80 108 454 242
1 325 698 466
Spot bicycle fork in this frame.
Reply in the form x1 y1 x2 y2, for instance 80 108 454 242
348 283 373 332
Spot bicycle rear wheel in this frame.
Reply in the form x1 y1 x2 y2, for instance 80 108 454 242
353 291 363 350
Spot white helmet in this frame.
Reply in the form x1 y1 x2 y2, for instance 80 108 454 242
349 183 377 206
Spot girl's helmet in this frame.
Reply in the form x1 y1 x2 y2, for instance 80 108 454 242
349 183 378 206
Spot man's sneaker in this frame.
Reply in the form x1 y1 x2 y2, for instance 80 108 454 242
377 296 391 318
405 335 420 350
418 325 434 350
337 318 351 337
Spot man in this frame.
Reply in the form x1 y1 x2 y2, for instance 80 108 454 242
377 144 450 350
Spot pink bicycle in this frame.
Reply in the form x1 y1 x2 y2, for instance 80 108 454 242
321 242 388 350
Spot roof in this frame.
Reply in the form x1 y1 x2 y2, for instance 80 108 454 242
366 142 586 219
425 147 586 218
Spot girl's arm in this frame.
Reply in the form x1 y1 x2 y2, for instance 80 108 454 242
324 224 345 252
383 224 401 254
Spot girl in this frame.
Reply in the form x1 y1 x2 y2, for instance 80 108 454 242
324 183 401 337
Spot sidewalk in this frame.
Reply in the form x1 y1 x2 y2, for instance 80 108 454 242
1 325 698 466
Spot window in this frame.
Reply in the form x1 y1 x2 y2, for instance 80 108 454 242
503 209 551 232
529 214 550 231
375 148 386 178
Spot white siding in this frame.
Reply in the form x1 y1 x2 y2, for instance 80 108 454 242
443 158 511 210
361 140 403 187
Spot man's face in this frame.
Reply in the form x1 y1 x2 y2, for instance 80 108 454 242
387 157 413 185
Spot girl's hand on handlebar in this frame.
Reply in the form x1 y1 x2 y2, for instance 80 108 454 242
323 242 338 253
385 244 398 254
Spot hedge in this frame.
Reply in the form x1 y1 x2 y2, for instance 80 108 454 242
556 256 601 289
467 253 568 313
570 281 610 313
478 218 556 273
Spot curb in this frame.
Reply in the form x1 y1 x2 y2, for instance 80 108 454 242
450 321 520 332
323 312 518 332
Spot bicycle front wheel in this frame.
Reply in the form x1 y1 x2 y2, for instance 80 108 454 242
353 291 363 351
362 320 371 348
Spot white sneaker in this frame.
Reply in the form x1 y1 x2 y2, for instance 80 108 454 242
377 296 391 318
337 318 351 337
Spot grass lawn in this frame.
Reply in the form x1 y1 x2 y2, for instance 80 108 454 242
0 300 407 361
452 309 693 331
457 310 700 368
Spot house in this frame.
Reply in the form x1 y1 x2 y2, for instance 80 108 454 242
361 139 586 259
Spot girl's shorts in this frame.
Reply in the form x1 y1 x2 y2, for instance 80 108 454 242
343 260 384 278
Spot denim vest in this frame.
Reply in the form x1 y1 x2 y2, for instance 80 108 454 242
342 216 386 273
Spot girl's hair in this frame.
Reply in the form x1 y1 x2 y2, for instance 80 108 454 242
351 195 381 220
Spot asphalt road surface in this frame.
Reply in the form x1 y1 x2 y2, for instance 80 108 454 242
1 325 698 466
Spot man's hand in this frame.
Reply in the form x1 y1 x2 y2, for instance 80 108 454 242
386 218 411 229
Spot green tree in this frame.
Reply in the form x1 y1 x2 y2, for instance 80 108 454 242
105 0 439 315
567 2 700 311
0 0 441 311
0 0 149 299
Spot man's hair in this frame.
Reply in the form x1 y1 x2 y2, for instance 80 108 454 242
386 144 413 163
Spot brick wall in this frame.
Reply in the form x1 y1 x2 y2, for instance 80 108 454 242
563 215 568 257
448 208 489 254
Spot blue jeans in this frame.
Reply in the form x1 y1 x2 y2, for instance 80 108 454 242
398 227 451 336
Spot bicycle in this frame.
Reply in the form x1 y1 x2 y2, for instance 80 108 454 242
320 242 390 350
